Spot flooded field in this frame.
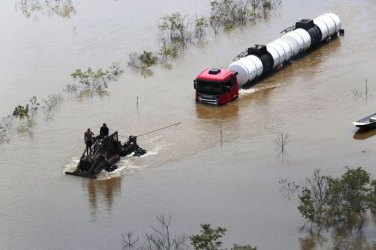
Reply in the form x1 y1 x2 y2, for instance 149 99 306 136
1 0 376 249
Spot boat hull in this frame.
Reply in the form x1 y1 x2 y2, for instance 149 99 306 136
353 113 376 129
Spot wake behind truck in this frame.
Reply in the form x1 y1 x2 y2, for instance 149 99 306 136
194 12 343 105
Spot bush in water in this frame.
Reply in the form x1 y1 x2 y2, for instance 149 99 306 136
12 104 29 118
17 116 36 133
190 224 227 250
121 215 256 250
71 62 124 91
159 12 192 48
0 62 125 143
194 16 209 40
281 167 376 231
15 0 75 19
209 0 280 32
121 214 188 250
128 0 282 75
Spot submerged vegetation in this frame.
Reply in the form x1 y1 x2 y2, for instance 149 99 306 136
121 215 256 250
352 79 372 101
12 104 29 118
280 167 376 248
297 167 376 230
127 51 158 77
0 63 124 144
127 0 281 75
209 0 276 32
70 62 124 91
274 131 290 154
0 116 12 144
15 0 75 18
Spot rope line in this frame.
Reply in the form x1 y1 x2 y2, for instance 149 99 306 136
119 122 181 138
137 122 181 137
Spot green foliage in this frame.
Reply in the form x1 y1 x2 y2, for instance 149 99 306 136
1 62 123 144
262 0 272 10
121 218 257 250
210 0 251 30
128 1 281 74
71 67 107 88
71 63 123 90
128 51 157 69
139 51 157 67
209 0 279 32
13 104 29 118
13 96 39 119
297 169 328 227
297 167 376 230
190 224 227 250
121 214 188 250
194 16 208 39
158 38 179 63
159 12 191 46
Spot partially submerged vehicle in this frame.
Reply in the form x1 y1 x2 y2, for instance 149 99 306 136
65 131 146 179
353 113 376 129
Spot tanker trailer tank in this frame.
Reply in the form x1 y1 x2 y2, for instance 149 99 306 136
292 29 311 51
194 12 343 105
314 13 341 41
295 19 321 47
228 55 263 87
272 38 293 62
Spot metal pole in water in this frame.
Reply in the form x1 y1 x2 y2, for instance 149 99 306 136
220 125 223 149
137 96 139 109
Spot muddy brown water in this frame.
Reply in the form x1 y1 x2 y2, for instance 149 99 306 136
1 0 376 249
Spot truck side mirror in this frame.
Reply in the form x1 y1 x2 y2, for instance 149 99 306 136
193 81 197 89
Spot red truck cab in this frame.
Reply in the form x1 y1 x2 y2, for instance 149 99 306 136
194 68 238 105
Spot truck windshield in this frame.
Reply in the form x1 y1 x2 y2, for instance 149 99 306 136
196 80 224 95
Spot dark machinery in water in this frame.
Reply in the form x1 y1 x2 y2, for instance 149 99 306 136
65 131 146 179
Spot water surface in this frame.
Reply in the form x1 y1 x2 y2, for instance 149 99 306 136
1 0 376 249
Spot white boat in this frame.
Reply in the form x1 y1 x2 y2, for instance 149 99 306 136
353 113 376 129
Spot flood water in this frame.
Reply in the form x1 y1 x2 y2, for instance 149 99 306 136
1 0 376 249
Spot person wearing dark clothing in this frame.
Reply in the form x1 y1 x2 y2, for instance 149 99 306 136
100 123 109 138
84 128 94 155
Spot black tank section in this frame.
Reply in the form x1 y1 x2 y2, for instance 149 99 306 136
246 45 274 74
295 19 322 48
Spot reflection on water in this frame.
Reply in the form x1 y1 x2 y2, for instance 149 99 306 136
15 0 75 18
300 227 376 250
353 127 376 140
299 232 326 250
86 177 121 216
300 212 376 250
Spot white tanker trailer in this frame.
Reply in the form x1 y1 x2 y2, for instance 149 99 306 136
194 12 343 105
